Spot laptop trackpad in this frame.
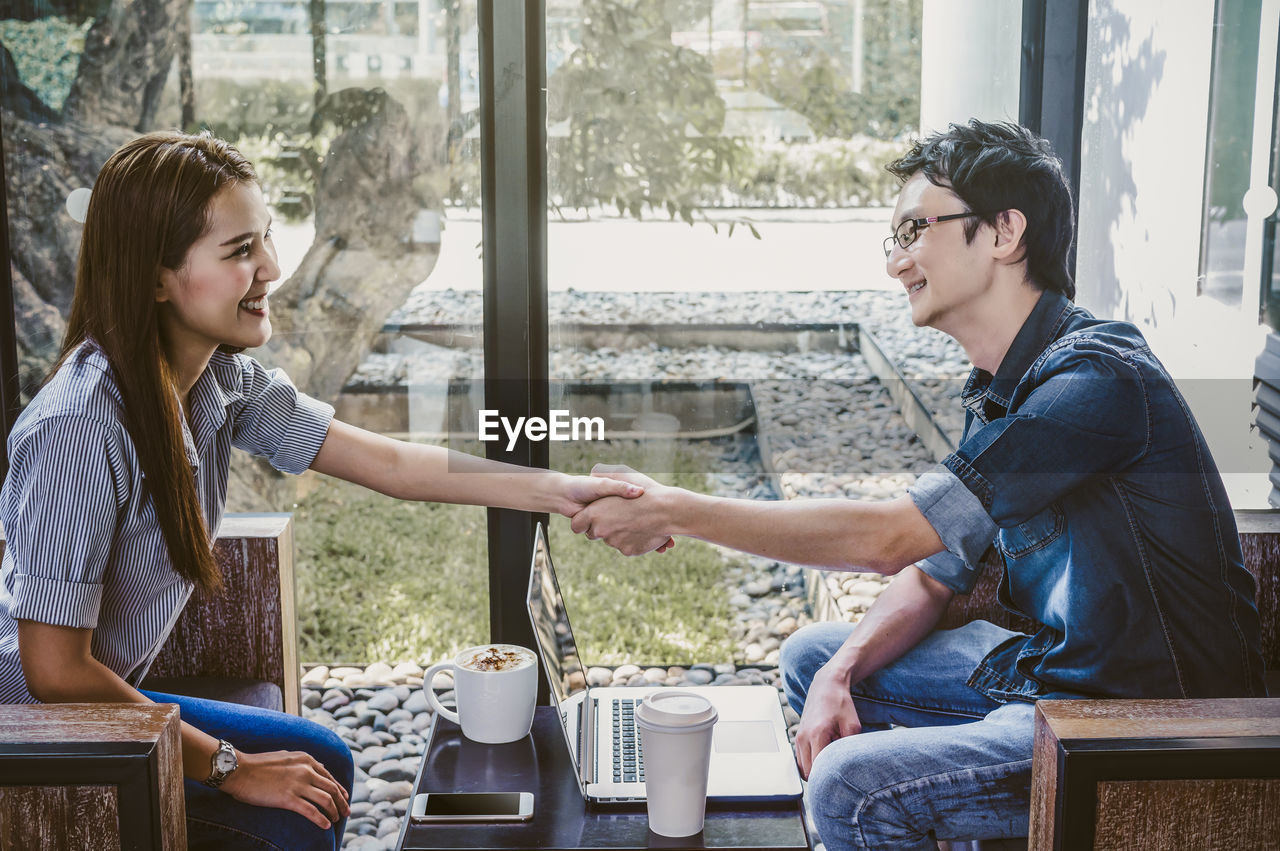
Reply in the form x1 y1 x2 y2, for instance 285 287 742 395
713 721 779 753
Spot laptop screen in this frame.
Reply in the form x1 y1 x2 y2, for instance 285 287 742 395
526 524 588 709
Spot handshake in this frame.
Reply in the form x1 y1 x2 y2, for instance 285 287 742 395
568 464 679 556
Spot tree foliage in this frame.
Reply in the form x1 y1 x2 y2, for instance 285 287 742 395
751 0 922 140
0 17 92 112
547 0 743 223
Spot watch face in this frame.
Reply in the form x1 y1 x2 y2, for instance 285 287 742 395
214 748 237 773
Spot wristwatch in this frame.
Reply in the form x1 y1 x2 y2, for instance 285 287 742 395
204 739 239 788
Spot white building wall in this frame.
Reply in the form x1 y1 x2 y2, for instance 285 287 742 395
1076 0 1268 505
920 0 1269 504
1076 2 1214 336
919 0 1022 133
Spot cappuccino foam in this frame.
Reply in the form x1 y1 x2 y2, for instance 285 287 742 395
462 645 535 672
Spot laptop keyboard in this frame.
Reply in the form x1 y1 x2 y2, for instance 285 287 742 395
611 698 644 784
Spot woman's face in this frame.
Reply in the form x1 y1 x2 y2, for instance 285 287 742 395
156 180 278 358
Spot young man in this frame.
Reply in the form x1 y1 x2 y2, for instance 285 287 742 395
570 119 1266 849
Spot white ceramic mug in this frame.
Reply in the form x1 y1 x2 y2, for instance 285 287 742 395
423 644 538 744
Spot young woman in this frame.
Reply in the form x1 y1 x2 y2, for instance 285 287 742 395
0 131 643 850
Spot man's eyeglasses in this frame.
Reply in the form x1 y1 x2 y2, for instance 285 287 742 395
883 212 987 257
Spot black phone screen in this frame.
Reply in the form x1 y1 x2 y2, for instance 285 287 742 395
423 792 524 816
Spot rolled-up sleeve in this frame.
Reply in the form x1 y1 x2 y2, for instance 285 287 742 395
909 465 997 593
2 416 126 629
909 340 1151 594
228 356 334 474
917 551 981 596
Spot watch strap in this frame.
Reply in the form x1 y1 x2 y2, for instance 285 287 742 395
204 739 237 789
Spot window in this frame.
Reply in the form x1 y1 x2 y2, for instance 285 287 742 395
0 0 485 663
542 0 932 665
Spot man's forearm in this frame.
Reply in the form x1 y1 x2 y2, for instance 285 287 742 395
822 565 955 684
652 488 945 574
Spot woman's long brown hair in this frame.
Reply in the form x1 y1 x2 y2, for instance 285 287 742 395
52 132 258 592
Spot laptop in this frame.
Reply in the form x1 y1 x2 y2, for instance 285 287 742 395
525 523 804 804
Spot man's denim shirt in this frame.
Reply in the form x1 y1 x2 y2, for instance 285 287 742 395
909 290 1266 702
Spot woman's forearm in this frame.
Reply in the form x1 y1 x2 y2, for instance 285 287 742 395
311 421 560 508
310 420 640 516
22 645 221 781
392 444 568 511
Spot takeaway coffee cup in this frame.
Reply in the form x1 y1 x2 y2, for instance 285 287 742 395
423 644 538 744
635 690 719 837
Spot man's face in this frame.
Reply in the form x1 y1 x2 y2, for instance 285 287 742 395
885 172 994 333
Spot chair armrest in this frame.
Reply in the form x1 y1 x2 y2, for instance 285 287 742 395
1234 509 1280 678
0 702 186 850
1029 698 1280 850
146 513 301 714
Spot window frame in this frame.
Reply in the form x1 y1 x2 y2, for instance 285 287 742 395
0 116 17 484
477 0 550 681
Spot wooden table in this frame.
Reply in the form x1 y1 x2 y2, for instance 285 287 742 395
395 707 811 851
1030 698 1280 850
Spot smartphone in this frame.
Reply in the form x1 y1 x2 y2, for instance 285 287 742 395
409 791 535 823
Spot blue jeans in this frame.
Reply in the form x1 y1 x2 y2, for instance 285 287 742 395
141 689 354 851
779 620 1035 851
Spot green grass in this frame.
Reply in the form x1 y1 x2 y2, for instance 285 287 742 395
292 439 742 665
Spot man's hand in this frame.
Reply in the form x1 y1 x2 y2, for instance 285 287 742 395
793 662 862 780
589 463 662 490
569 464 676 555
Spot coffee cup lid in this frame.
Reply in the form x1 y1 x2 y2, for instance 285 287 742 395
635 690 717 728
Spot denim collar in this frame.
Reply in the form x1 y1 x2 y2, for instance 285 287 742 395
961 290 1074 422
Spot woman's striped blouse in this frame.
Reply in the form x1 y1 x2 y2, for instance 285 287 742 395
0 340 333 704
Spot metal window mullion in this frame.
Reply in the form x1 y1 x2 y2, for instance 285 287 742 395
1020 0 1087 282
1246 0 1280 321
1018 0 1045 135
0 116 20 483
479 0 549 672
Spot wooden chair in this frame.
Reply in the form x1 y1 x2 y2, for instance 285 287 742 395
0 513 299 851
936 509 1280 850
1029 698 1280 849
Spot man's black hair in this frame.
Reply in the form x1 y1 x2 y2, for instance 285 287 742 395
887 119 1076 300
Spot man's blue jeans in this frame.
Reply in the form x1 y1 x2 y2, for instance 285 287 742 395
141 689 354 851
779 620 1035 850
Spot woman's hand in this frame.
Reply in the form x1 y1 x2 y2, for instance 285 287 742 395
554 472 645 517
220 749 350 830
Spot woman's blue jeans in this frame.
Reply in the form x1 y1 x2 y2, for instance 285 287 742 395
141 689 354 851
779 620 1036 851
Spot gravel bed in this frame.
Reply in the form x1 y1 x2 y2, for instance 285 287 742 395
347 345 877 387
377 289 970 433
